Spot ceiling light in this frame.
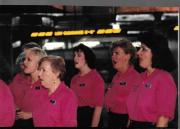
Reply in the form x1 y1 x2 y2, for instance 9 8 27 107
42 42 65 50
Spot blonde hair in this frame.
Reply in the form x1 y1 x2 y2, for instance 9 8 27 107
29 47 47 58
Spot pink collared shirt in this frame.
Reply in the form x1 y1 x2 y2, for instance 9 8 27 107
0 79 15 127
70 69 104 107
20 80 46 112
127 69 177 122
33 82 78 127
9 73 31 108
105 66 141 114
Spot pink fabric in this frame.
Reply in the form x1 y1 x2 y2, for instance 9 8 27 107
9 73 31 108
0 80 15 127
70 69 104 107
127 69 177 122
105 66 141 114
20 80 46 112
33 82 78 127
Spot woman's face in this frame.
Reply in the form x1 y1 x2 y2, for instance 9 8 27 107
39 61 59 89
73 51 87 69
23 52 40 74
137 44 153 69
111 47 130 71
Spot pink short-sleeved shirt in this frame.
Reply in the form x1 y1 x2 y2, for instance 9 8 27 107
33 82 78 127
20 80 46 112
127 69 177 122
9 73 31 108
104 66 141 114
0 80 15 127
70 69 104 107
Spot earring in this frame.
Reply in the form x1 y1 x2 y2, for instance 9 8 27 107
53 80 56 84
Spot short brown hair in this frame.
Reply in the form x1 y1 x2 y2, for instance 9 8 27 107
111 38 136 64
39 55 66 80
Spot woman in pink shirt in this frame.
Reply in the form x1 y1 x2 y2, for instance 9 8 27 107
9 42 41 111
33 55 78 127
0 79 15 127
70 44 104 127
12 47 47 127
104 38 141 128
127 31 177 128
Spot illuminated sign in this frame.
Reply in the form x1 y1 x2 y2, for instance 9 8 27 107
30 29 121 37
174 25 179 31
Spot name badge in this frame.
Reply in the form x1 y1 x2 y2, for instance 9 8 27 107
79 83 86 87
50 99 56 105
119 81 127 87
35 86 41 90
145 83 152 88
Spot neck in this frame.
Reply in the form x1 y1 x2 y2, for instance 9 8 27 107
146 67 155 76
31 71 39 83
117 63 130 74
48 79 61 95
79 65 92 76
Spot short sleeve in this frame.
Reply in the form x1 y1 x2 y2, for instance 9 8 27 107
156 72 177 120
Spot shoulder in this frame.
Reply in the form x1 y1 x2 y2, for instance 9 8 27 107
131 68 141 76
91 69 104 81
62 83 77 98
156 69 173 79
0 79 8 90
71 74 79 81
0 79 12 97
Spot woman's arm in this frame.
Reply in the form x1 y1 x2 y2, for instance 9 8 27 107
91 106 102 127
156 116 169 127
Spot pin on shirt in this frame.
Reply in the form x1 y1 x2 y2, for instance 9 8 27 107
79 83 86 87
145 83 152 88
35 86 41 90
119 81 127 87
50 99 56 105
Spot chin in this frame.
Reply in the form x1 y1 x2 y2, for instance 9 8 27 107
140 64 147 69
24 70 30 74
75 65 80 69
113 65 118 69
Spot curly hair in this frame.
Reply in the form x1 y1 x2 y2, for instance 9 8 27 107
73 44 96 69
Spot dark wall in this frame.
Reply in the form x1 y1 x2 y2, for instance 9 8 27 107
0 25 12 83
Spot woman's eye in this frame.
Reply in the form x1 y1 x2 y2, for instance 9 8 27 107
141 47 148 51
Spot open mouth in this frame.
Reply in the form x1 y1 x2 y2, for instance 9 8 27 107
112 60 117 65
74 61 79 65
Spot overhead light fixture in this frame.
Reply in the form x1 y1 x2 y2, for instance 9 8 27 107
110 22 120 29
41 17 54 27
12 40 21 48
42 42 65 50
161 13 179 20
73 41 100 48
127 30 141 34
23 13 64 17
116 14 155 21
132 41 141 47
